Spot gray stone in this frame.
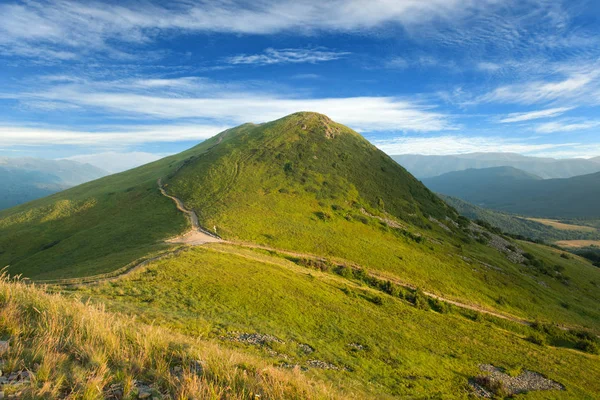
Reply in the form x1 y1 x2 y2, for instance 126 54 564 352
191 360 204 376
0 342 8 354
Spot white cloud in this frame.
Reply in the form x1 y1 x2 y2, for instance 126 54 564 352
477 62 501 72
0 0 568 61
0 124 228 146
8 77 455 133
479 72 597 105
373 135 577 156
226 48 350 65
499 107 574 123
63 151 169 173
534 120 600 133
384 57 409 69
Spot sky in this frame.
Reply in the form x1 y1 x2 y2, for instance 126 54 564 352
1 0 600 172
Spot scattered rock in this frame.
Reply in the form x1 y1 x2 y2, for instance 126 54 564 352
360 208 405 229
429 217 452 232
469 223 526 264
298 343 314 354
0 342 8 354
348 343 366 351
306 360 339 370
222 332 284 346
105 383 123 399
190 359 204 376
470 364 564 397
136 384 153 399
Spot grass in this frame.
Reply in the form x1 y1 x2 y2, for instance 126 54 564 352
0 273 337 399
524 218 597 232
75 244 600 399
0 133 228 280
0 112 599 398
556 240 600 248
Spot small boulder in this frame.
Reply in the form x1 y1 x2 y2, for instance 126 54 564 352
191 360 204 376
0 342 8 354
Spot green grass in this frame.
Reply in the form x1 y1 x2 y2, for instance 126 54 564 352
0 134 228 280
2 112 599 330
1 112 600 398
78 245 600 399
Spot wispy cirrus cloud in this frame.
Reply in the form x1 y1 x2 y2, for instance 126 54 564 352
534 120 600 133
479 72 596 105
4 76 455 133
0 0 585 63
0 124 228 147
499 107 574 123
226 48 350 66
372 135 580 156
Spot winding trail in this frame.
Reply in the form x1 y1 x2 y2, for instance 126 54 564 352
45 180 548 329
158 179 223 245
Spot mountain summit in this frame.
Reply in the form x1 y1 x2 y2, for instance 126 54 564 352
165 112 451 243
0 112 449 279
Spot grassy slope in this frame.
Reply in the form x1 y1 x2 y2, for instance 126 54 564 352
1 113 599 328
0 274 335 400
166 113 600 330
441 195 600 242
0 134 228 280
78 244 600 399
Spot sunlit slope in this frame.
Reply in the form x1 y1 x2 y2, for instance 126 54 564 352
80 244 600 399
165 112 600 330
0 135 226 279
168 112 452 244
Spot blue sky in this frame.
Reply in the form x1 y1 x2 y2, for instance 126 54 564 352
1 0 600 171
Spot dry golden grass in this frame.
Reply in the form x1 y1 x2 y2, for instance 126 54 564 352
0 273 338 399
555 240 600 248
524 218 597 232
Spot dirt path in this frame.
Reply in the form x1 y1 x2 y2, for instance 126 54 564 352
42 182 542 327
218 242 532 326
158 179 223 245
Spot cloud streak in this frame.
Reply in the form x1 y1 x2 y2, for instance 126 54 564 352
6 77 456 133
226 48 350 65
372 135 580 156
499 107 574 123
0 124 228 146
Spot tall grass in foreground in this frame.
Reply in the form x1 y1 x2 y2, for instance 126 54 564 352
0 274 335 399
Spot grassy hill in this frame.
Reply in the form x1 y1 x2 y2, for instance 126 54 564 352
393 153 600 179
0 157 107 210
441 194 600 243
1 112 599 398
423 167 600 218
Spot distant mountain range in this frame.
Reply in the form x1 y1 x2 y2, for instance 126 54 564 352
392 153 600 179
0 157 107 210
441 194 600 243
423 166 600 218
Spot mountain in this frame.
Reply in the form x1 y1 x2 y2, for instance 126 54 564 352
441 194 600 242
591 156 600 163
424 167 600 218
1 113 600 398
392 153 600 179
0 157 107 210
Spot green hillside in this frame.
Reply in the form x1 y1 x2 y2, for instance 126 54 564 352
0 157 107 210
441 195 600 243
1 112 599 398
423 167 600 218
